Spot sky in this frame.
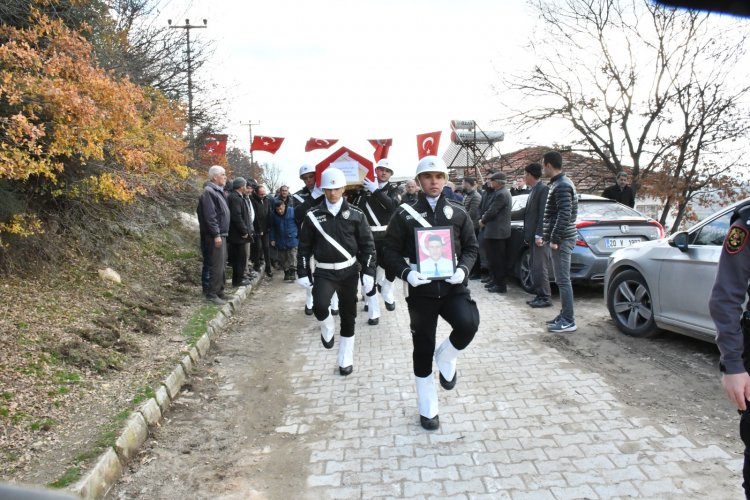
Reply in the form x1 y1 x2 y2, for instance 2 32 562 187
152 0 750 192
153 0 563 190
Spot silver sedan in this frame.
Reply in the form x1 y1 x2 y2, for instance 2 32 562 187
604 198 749 341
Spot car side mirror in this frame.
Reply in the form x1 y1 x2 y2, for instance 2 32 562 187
669 231 690 252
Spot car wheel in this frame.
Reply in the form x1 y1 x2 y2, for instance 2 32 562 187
517 249 535 293
606 269 659 338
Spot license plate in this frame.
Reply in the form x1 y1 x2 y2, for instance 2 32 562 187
605 237 642 249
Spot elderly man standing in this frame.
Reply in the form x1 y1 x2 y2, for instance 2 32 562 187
479 172 512 293
197 165 230 305
228 177 253 288
402 179 419 204
462 177 482 279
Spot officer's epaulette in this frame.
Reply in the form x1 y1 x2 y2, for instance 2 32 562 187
731 201 750 225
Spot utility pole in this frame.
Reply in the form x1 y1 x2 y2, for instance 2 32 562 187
242 120 260 179
168 18 207 162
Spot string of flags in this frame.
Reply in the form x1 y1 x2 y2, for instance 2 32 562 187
201 131 442 161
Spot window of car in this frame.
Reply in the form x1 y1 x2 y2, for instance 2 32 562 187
690 212 732 246
577 200 643 220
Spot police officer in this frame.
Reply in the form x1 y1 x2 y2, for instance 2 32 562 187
709 200 750 498
381 156 480 430
292 164 326 315
296 167 377 375
350 158 402 325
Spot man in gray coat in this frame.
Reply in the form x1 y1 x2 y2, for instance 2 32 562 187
463 177 482 279
512 163 552 307
479 172 512 293
197 165 230 305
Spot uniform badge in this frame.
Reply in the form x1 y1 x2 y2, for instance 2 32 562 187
342 210 350 220
443 205 454 220
725 225 748 254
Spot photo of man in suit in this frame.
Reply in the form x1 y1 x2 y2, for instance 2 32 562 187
418 232 454 278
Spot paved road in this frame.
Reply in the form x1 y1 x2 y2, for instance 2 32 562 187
109 278 743 499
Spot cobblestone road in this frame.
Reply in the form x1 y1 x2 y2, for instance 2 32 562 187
282 281 741 499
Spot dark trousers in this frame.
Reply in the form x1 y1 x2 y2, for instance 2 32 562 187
530 242 552 299
312 271 358 337
251 232 272 273
470 229 482 276
741 409 750 498
485 237 511 286
207 236 227 297
227 241 248 286
406 290 480 377
374 240 396 281
200 236 212 294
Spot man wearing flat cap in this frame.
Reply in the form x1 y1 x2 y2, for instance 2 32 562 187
227 177 253 288
479 172 512 293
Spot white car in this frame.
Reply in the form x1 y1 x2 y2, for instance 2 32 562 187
604 198 749 341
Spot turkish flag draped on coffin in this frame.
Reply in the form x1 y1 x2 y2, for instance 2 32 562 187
251 136 284 154
416 131 441 159
305 138 338 152
202 134 228 156
368 139 393 163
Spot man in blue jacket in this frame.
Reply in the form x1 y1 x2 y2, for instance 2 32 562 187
197 165 230 305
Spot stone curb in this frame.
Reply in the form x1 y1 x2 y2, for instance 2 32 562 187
68 275 261 499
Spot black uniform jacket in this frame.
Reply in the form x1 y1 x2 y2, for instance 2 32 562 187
292 186 324 228
297 200 377 280
350 182 401 241
381 192 478 299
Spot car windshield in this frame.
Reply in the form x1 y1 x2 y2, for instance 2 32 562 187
577 200 644 221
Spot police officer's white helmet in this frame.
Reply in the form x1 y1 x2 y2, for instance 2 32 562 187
376 158 394 173
299 164 316 178
321 167 347 189
415 156 448 176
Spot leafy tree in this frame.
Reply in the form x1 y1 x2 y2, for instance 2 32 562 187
503 0 750 231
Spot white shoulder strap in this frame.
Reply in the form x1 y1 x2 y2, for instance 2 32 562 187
293 193 305 203
306 211 354 260
400 203 432 228
364 202 381 227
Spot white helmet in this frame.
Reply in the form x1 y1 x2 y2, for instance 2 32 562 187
376 158 393 173
320 167 346 189
416 156 448 176
299 164 315 178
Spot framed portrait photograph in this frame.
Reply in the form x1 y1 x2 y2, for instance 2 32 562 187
415 226 456 280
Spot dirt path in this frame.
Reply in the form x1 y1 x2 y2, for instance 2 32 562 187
542 284 738 455
108 278 312 499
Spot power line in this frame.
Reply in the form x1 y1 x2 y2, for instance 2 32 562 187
168 17 207 163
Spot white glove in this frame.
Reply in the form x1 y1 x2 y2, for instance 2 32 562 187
311 186 323 199
445 268 465 285
363 177 378 194
406 271 430 287
296 276 313 289
362 274 375 294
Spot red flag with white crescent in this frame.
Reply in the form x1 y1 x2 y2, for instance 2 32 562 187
416 131 441 159
368 139 393 162
201 133 228 156
251 136 284 154
305 138 338 152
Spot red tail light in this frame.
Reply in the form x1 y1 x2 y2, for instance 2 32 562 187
576 220 597 229
575 220 595 247
649 220 665 238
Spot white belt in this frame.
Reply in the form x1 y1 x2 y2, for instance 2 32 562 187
315 256 357 270
371 226 387 232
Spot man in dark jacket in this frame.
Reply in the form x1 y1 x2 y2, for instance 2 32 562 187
251 184 273 278
197 165 230 305
227 177 253 288
479 172 512 293
381 156 479 431
269 200 298 282
512 163 552 307
292 164 325 314
402 179 419 204
542 151 579 333
602 172 635 207
477 175 495 280
462 177 482 279
296 168 376 377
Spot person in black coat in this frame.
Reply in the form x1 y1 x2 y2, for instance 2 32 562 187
197 165 230 304
251 184 273 278
602 172 635 207
227 177 253 287
478 172 512 293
